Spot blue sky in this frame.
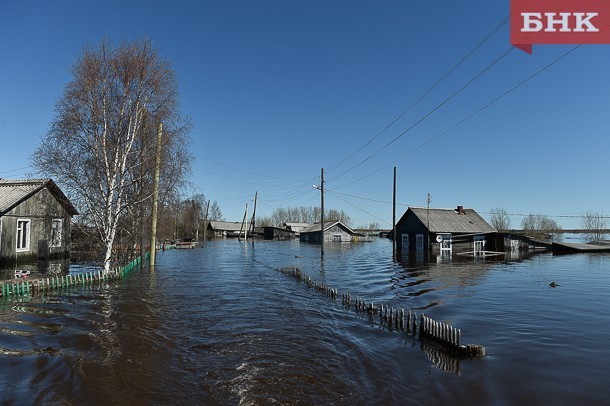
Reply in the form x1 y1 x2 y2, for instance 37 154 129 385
1 1 608 229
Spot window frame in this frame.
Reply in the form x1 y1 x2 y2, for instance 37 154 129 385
16 218 31 252
51 218 63 248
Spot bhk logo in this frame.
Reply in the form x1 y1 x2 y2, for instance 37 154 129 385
510 0 610 54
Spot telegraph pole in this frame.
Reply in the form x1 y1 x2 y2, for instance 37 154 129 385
393 166 397 259
427 192 431 255
251 191 258 244
321 168 325 260
150 122 162 268
203 199 210 242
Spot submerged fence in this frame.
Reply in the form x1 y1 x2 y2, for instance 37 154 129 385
278 266 485 359
0 253 148 298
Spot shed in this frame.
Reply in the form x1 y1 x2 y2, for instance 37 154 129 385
395 206 497 257
0 179 78 266
283 222 311 236
207 221 245 238
299 220 364 243
263 227 296 241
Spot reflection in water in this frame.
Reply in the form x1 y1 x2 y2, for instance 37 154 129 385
1 240 610 404
421 340 461 375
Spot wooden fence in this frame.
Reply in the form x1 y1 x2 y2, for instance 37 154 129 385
278 266 485 359
0 254 148 298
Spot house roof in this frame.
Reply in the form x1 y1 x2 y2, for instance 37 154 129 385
300 220 361 235
0 178 79 216
283 222 311 228
406 207 496 234
208 221 244 231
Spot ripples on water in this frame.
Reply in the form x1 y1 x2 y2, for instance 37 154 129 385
1 239 610 404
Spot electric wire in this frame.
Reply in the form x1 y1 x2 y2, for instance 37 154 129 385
327 15 510 173
327 47 515 184
332 44 583 191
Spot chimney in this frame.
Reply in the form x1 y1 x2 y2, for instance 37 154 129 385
456 205 465 215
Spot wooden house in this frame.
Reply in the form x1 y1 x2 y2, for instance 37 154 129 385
207 221 246 238
0 179 78 266
283 222 311 236
263 227 296 240
395 206 497 257
299 220 364 243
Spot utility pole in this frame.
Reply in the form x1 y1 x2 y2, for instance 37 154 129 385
321 168 325 260
251 191 258 244
427 192 431 255
150 122 162 268
393 166 397 259
239 203 248 242
203 199 210 242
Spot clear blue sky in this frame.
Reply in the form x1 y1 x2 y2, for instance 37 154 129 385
1 1 608 229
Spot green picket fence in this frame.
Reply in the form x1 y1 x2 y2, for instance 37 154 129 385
0 252 150 298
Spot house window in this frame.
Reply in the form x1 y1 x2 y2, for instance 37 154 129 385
416 234 424 251
51 218 63 247
333 234 342 242
16 219 31 252
401 234 409 250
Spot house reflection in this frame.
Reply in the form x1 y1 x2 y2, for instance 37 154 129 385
0 259 70 281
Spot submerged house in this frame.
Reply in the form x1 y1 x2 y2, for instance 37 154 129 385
395 206 497 257
283 222 311 236
299 220 364 243
263 227 296 241
0 179 79 266
207 221 246 238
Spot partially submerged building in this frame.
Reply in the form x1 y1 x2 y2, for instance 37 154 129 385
207 221 246 238
283 222 311 236
299 220 365 243
395 206 497 257
263 227 296 241
0 179 78 266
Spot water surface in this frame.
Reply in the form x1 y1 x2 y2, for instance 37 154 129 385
1 239 609 404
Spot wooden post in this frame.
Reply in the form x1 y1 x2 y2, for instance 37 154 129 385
393 166 397 259
321 168 325 260
239 203 248 242
203 199 210 242
251 191 257 244
150 123 162 268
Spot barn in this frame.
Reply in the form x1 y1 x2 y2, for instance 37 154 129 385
0 179 78 266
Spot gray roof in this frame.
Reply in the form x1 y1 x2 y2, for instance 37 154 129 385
208 221 244 231
0 178 78 216
408 207 496 234
283 222 311 228
300 220 359 235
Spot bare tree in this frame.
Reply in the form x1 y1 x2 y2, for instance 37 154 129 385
521 213 562 239
581 211 608 241
490 208 511 231
208 201 223 221
32 39 192 270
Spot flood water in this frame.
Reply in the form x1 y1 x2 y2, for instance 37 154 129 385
1 238 610 404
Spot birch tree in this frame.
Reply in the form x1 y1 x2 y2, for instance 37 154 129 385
32 39 191 271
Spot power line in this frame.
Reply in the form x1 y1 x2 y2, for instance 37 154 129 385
327 190 391 226
199 155 312 181
327 47 515 184
326 15 510 173
332 44 583 190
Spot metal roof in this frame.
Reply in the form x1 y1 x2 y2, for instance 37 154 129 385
300 220 359 235
407 207 496 234
208 221 244 231
0 178 78 216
